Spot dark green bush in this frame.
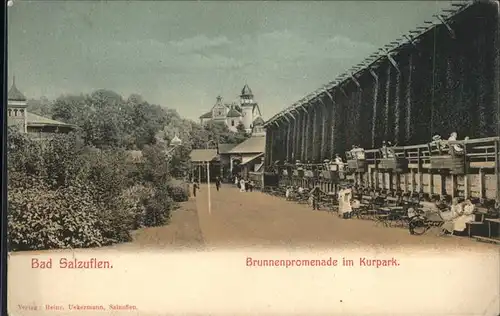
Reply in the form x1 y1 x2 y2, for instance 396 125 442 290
8 181 107 251
7 127 187 251
169 185 189 202
143 183 174 227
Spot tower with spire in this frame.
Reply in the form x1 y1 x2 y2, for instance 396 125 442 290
199 83 264 134
7 76 28 133
239 84 262 133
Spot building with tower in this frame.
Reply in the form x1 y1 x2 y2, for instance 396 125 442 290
199 84 264 134
7 77 76 139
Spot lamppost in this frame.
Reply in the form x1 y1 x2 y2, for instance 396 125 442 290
205 139 218 215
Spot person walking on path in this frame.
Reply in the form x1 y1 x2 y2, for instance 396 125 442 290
192 181 200 197
215 177 221 191
310 185 322 210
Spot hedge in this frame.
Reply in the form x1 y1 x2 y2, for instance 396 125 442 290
7 129 179 251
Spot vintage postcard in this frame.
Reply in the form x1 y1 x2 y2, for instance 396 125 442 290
4 0 500 315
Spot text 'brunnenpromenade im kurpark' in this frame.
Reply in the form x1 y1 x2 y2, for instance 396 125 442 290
246 257 400 268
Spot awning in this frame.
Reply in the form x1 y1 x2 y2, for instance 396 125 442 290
190 149 218 162
241 153 264 165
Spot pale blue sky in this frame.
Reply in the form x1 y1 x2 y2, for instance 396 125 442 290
8 1 452 121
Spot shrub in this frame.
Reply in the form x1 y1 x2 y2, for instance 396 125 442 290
143 183 174 227
8 181 107 251
119 184 155 229
81 149 134 207
169 185 189 202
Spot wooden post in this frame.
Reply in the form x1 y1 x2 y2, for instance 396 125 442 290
463 174 468 199
301 111 307 162
286 122 291 162
440 173 446 197
495 140 499 202
320 99 327 161
493 2 500 203
479 169 485 200
312 106 319 162
417 148 423 193
429 171 434 196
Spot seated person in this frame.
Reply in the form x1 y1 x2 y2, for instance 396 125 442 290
334 154 343 164
447 132 464 154
452 199 475 235
354 146 366 160
351 198 361 210
430 134 444 151
331 154 344 172
386 141 395 158
381 141 388 158
407 207 418 219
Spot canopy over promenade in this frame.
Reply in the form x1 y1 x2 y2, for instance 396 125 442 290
263 1 500 168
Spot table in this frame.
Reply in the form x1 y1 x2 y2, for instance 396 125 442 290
485 218 500 239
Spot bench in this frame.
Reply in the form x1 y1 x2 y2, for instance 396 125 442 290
357 195 378 219
473 236 500 245
377 196 409 227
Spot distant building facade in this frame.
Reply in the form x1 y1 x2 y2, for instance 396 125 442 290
199 84 264 134
7 78 76 139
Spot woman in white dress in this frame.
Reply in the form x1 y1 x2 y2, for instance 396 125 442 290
453 199 475 233
338 186 353 219
239 178 246 192
440 198 461 235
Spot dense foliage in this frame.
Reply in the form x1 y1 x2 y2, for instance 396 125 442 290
7 128 184 251
10 90 248 251
27 90 251 177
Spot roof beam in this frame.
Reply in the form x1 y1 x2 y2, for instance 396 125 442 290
285 110 296 120
280 113 290 123
351 74 361 89
339 86 348 98
403 34 418 47
323 88 334 101
368 68 378 81
435 14 456 39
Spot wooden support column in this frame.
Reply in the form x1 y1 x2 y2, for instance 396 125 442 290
440 174 446 197
267 127 273 165
494 4 500 202
429 171 434 196
286 121 291 162
405 53 413 143
301 109 308 162
311 104 322 162
319 98 327 161
369 68 379 148
384 64 391 140
304 109 312 162
403 173 408 193
290 113 297 162
410 169 415 192
451 175 456 199
312 107 317 160
495 140 499 202
324 90 336 157
416 148 422 193
294 111 301 162
478 169 485 200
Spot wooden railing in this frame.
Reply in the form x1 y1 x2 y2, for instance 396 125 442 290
266 137 500 204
